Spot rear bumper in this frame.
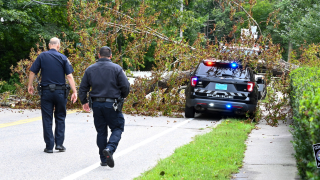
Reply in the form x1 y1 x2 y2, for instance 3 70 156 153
186 98 256 113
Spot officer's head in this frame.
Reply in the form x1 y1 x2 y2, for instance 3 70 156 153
49 37 60 51
99 46 112 59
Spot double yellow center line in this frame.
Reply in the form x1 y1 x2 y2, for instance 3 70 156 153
0 110 78 128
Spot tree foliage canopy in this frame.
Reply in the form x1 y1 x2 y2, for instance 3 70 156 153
1 0 320 82
270 0 320 49
0 0 72 80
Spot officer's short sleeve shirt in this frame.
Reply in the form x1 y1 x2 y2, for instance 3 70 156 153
30 49 74 86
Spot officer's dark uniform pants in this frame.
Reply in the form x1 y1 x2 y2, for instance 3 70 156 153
41 89 67 150
92 102 125 163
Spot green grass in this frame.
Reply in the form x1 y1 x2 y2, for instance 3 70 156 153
135 119 255 180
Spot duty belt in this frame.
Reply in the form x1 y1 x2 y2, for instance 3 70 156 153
42 86 66 90
39 84 70 97
92 97 116 102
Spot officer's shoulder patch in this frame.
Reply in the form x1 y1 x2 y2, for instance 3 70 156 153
66 58 72 65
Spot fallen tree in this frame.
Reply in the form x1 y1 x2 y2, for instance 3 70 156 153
1 0 300 123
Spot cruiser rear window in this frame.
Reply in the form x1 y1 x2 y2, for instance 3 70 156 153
196 63 249 79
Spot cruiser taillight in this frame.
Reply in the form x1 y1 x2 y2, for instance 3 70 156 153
247 82 255 92
191 76 198 87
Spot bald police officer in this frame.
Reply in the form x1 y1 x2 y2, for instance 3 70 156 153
79 46 130 167
28 37 77 153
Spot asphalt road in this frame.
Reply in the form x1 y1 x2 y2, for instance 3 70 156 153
0 108 223 180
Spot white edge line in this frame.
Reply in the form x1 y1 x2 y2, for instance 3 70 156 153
61 118 194 180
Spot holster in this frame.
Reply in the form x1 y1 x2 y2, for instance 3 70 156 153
89 95 92 109
116 97 124 112
65 84 71 98
37 83 42 96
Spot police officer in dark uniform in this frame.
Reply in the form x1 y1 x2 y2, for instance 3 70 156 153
79 46 130 167
28 37 77 153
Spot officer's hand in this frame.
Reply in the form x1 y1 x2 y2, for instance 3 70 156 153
28 85 34 95
83 103 90 112
71 92 77 104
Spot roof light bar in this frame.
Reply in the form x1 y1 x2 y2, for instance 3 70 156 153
203 60 215 66
231 63 238 68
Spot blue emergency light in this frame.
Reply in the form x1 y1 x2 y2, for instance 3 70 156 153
231 63 237 68
226 104 232 109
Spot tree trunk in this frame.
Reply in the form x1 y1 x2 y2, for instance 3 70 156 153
288 41 292 63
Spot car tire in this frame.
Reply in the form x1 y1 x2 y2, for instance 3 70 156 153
249 113 255 119
185 105 195 118
244 111 256 122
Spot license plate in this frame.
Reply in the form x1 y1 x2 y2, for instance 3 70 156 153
215 83 227 90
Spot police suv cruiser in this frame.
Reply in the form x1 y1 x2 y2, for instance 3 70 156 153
185 59 265 118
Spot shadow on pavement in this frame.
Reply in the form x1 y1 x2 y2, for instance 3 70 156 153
194 112 249 121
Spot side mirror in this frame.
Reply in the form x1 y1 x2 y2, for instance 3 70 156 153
256 77 264 84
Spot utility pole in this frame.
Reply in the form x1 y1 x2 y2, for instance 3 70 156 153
180 0 183 39
118 0 123 67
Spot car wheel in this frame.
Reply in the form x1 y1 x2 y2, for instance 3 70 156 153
185 105 195 118
249 113 255 119
245 112 256 122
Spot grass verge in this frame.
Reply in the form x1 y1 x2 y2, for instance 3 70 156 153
135 119 255 180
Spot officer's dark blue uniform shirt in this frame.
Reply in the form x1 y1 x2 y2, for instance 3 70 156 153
79 58 130 104
30 49 74 86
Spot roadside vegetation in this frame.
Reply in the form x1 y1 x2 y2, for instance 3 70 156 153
0 74 20 94
290 51 320 179
135 119 255 180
